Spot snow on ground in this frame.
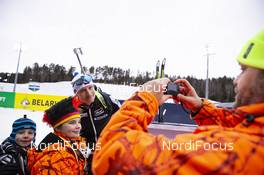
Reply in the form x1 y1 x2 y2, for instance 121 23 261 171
0 81 138 100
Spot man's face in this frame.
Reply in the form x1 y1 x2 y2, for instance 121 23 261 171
233 65 262 107
77 85 96 105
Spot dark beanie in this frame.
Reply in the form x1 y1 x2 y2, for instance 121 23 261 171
9 115 36 143
43 97 80 128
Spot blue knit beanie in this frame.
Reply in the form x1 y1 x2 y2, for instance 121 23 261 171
9 115 36 143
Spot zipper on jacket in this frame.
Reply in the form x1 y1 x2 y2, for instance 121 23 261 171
89 108 98 142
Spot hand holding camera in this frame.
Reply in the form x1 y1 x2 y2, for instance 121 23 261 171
140 78 202 112
140 78 172 105
171 79 202 113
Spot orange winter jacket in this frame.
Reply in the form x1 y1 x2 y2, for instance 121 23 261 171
92 91 264 175
28 132 88 175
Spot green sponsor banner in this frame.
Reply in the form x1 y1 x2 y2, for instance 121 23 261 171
0 92 15 108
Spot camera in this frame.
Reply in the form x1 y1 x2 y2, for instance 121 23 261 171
164 82 180 96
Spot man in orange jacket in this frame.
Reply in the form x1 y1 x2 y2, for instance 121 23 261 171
92 29 264 175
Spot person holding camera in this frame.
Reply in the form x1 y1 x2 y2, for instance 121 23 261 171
92 29 264 175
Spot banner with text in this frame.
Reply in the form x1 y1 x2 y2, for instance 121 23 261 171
0 92 15 108
14 93 67 111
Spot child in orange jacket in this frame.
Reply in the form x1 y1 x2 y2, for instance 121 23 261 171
28 97 88 175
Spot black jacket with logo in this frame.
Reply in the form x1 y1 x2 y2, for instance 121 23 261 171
79 91 120 148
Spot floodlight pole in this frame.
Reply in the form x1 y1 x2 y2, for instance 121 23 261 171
205 45 215 99
13 43 22 92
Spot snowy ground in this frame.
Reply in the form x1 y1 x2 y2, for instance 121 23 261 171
0 81 138 99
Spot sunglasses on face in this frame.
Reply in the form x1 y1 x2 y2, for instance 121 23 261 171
73 75 93 86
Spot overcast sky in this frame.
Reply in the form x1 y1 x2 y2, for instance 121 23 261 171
0 0 263 78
